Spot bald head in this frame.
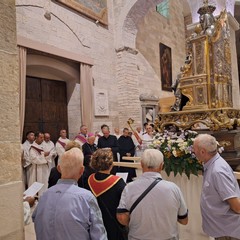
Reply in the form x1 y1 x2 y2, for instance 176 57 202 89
141 149 164 171
59 148 84 180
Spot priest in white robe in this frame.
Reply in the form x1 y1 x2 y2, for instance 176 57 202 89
22 131 35 189
43 132 57 169
55 129 70 162
74 125 88 148
141 124 154 150
28 132 52 196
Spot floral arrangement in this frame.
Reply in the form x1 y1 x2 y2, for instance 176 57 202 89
149 130 203 179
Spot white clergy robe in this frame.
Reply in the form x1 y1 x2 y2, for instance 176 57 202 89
22 140 33 188
141 133 153 150
43 140 57 169
22 140 32 168
28 141 52 196
74 133 87 148
55 137 70 161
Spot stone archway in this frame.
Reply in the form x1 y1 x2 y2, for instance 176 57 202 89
114 0 192 127
26 52 81 139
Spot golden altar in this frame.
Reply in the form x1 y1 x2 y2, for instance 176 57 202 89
156 4 240 132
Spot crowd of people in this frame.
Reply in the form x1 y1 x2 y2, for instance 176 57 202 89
21 125 240 240
21 123 155 192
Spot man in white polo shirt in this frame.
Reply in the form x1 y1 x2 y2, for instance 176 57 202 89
117 149 188 240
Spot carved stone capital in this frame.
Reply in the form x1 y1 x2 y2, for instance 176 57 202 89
115 46 138 55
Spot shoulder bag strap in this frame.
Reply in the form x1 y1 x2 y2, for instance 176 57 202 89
129 177 162 214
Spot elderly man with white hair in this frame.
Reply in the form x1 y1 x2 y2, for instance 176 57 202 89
33 147 107 240
193 134 240 240
117 149 188 240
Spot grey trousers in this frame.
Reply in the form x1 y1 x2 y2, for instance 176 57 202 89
215 237 240 240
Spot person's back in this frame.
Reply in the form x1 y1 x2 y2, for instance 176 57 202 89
33 180 106 240
88 149 126 240
117 149 188 240
119 172 187 240
33 147 107 240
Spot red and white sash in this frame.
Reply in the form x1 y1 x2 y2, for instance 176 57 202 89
57 139 66 149
75 134 87 144
88 174 121 197
30 145 44 155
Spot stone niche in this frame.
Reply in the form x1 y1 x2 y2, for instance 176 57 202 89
140 94 159 125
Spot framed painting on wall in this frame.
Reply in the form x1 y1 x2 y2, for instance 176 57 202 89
94 88 109 116
56 0 108 25
160 43 172 91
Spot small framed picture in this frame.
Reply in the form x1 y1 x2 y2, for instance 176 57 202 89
160 43 172 91
94 88 109 116
56 0 108 25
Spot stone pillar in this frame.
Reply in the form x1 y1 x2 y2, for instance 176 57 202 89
0 1 24 240
116 47 141 127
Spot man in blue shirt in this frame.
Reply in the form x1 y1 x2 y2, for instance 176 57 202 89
193 134 240 240
32 147 107 240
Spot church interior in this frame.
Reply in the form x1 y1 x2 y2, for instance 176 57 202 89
1 0 240 239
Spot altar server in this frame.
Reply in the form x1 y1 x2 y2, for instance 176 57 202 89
74 125 88 147
55 129 70 161
22 131 35 188
43 132 57 169
28 132 52 196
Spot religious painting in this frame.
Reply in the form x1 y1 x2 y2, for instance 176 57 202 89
56 0 108 25
160 43 172 91
94 88 109 116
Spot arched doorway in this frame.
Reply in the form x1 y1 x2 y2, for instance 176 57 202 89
23 51 80 143
24 76 68 143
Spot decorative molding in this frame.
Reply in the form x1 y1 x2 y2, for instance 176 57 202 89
115 46 138 55
17 35 93 65
139 94 159 102
155 108 240 132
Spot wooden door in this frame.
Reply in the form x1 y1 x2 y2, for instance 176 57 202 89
23 77 68 143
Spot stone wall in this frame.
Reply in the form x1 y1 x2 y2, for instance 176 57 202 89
136 0 186 98
0 0 23 239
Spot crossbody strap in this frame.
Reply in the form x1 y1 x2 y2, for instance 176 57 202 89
129 177 162 214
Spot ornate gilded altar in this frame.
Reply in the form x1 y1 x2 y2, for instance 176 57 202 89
156 1 240 132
